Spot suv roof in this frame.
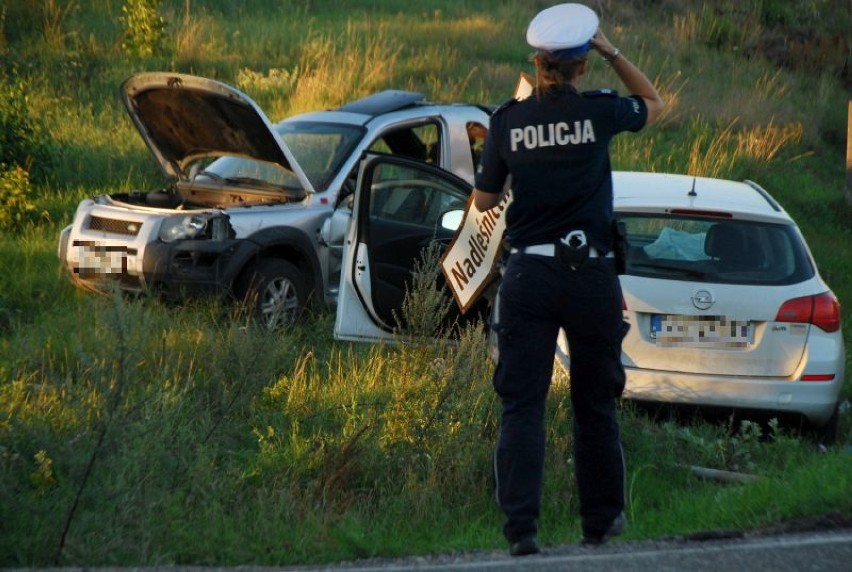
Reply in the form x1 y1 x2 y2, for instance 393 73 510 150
334 89 495 116
336 90 426 116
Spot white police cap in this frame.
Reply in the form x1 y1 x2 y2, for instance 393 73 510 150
526 3 599 58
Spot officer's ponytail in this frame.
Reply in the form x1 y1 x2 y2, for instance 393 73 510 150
532 51 586 99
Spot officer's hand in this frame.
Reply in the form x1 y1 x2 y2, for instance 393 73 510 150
591 29 616 56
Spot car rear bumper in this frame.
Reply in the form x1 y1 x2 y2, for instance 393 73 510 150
623 367 843 426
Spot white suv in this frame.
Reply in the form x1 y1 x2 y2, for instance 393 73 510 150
58 73 491 328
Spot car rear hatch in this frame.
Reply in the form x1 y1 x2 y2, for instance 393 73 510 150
618 213 820 378
120 72 315 193
621 277 816 377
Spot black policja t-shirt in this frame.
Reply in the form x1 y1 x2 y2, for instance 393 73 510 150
475 87 646 252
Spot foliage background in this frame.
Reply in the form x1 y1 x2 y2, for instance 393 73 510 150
1 0 851 566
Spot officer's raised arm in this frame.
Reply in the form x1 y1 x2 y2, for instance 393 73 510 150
590 29 665 126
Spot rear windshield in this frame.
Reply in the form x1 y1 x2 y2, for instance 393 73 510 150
617 215 815 285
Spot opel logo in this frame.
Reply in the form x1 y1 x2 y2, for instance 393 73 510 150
127 223 139 233
692 289 714 310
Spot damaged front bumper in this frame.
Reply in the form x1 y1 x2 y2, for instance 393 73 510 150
58 224 260 300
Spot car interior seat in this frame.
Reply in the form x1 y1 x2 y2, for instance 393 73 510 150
394 188 428 223
704 223 764 273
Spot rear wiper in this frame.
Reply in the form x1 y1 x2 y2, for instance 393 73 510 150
629 262 708 279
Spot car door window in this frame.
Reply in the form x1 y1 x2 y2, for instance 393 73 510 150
367 122 441 165
466 121 487 169
368 163 467 229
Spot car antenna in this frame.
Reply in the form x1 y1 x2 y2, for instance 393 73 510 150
688 177 697 197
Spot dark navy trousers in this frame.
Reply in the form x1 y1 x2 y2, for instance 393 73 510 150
492 252 626 542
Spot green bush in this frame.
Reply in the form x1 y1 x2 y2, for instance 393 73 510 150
0 165 38 230
0 74 52 181
119 0 168 58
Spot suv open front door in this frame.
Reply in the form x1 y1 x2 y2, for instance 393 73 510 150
334 154 488 342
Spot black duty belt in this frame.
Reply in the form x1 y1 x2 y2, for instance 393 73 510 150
509 243 614 258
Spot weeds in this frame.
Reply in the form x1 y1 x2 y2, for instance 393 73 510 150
54 288 131 563
236 67 299 102
40 0 79 51
685 118 739 178
172 3 217 66
679 115 804 179
119 0 167 58
393 241 454 339
286 22 402 115
232 21 403 118
0 71 53 180
735 120 803 163
0 166 38 230
0 0 851 566
0 291 300 564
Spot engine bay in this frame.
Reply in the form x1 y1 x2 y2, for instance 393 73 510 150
108 182 307 210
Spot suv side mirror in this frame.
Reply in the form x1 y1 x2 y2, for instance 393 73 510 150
440 209 464 231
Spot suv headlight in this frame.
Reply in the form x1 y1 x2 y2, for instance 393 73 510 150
161 213 236 242
159 215 208 242
159 213 232 242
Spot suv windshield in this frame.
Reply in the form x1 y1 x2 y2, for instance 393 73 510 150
279 121 364 191
619 214 814 285
197 121 364 193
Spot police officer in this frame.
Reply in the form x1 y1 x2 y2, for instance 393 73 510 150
472 3 664 556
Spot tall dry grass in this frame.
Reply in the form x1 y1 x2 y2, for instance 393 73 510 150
1 0 851 566
237 22 403 118
172 5 218 64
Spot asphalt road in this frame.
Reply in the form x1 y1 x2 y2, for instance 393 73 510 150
11 528 852 572
282 529 852 571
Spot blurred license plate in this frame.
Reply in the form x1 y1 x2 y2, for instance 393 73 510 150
75 244 128 275
651 314 751 347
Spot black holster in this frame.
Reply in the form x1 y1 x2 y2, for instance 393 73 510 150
556 230 589 271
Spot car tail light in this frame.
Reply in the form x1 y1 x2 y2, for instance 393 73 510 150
801 374 835 382
775 291 841 333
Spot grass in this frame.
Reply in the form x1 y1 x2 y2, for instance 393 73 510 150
1 0 852 566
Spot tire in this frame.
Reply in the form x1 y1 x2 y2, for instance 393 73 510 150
815 404 840 446
237 258 308 329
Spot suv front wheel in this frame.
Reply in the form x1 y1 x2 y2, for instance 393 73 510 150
237 258 307 329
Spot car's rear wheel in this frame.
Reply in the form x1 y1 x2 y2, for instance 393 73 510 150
237 258 307 329
814 404 840 446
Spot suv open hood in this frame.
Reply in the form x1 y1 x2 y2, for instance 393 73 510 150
121 72 315 193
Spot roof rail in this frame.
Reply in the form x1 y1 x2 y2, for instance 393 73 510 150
336 90 425 116
744 180 782 212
